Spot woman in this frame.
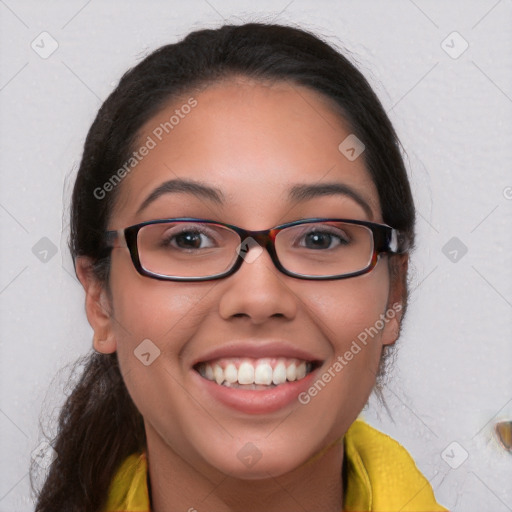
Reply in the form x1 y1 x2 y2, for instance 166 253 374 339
32 22 448 512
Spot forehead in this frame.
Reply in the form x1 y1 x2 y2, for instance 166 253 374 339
112 78 381 226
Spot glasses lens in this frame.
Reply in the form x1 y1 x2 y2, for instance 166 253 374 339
137 221 240 278
276 221 374 277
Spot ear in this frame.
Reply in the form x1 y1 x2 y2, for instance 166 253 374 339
381 254 408 347
75 257 117 354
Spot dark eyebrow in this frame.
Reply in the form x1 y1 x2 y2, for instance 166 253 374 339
288 182 374 219
137 178 224 214
137 178 373 219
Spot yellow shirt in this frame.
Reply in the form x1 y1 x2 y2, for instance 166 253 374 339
103 419 448 511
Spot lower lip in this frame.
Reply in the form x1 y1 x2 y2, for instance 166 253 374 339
191 367 319 414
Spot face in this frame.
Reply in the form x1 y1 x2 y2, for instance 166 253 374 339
78 77 403 480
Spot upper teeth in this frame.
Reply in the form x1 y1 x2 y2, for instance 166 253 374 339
198 358 312 387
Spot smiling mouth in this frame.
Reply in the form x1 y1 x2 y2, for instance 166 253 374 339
194 357 321 390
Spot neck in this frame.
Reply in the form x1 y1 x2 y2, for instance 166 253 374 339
146 426 344 512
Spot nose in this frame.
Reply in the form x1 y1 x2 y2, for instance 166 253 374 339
218 242 298 324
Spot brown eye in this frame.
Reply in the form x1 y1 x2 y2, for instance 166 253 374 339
162 229 217 250
172 231 206 249
295 225 351 250
302 231 348 249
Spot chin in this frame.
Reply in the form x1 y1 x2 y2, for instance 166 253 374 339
198 437 317 481
211 455 305 480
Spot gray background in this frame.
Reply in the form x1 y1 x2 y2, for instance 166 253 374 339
1 1 511 510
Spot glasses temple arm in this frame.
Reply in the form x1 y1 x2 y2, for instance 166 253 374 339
390 229 410 254
105 229 127 249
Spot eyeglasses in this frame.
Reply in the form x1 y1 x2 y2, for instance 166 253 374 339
105 217 407 282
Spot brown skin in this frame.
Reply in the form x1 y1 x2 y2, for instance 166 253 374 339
77 78 406 512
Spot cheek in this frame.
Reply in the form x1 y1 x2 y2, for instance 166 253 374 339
106 256 219 424
107 251 218 367
298 266 391 405
110 251 195 331
304 263 391 348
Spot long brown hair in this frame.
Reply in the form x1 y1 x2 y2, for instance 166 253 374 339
31 22 415 511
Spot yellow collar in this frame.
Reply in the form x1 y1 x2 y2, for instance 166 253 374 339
103 419 447 511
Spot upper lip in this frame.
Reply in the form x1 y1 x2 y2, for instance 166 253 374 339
191 340 324 367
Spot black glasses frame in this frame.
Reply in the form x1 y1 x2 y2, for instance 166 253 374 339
105 217 407 282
